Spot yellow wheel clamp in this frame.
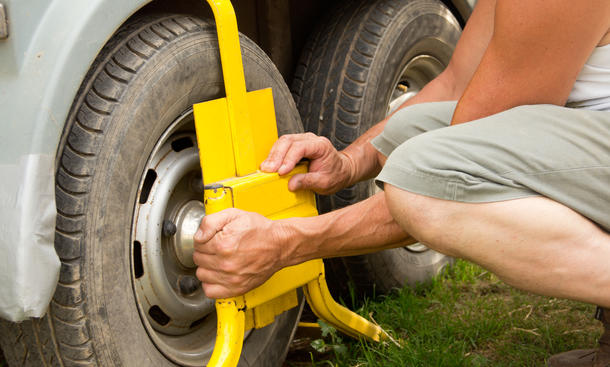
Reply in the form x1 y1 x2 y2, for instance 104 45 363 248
194 1 385 365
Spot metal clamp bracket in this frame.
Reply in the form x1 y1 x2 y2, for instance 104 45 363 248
194 1 385 366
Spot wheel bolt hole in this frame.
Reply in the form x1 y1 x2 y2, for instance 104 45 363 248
148 305 171 326
133 241 144 279
171 136 194 152
189 315 208 330
139 169 157 204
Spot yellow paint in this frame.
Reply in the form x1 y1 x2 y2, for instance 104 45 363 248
207 299 246 367
194 89 278 184
298 322 321 329
204 0 256 175
197 1 384 365
193 98 235 185
304 274 382 341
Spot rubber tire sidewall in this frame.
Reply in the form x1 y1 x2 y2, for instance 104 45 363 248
293 0 461 296
351 0 459 293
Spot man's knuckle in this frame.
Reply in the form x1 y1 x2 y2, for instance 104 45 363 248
278 134 293 142
228 274 243 286
225 208 239 215
192 252 202 266
217 245 233 257
219 260 237 274
195 267 206 282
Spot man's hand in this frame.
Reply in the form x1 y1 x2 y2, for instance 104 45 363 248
260 132 355 194
193 208 287 299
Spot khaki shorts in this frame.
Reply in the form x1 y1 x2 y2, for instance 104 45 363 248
372 101 610 232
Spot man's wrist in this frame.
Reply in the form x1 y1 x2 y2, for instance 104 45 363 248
338 150 358 187
273 218 303 269
273 217 321 269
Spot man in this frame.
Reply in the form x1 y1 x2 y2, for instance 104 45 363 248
193 1 610 365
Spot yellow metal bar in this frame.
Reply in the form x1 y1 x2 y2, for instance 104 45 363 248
203 186 233 215
205 0 256 176
298 322 321 329
207 299 246 367
193 98 235 185
198 1 385 366
194 88 279 185
304 275 383 342
241 260 322 309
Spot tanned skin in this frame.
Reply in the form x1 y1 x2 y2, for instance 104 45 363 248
193 0 610 307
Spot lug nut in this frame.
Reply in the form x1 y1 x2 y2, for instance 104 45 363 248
162 219 177 237
178 275 201 295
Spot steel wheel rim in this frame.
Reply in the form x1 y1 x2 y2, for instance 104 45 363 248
130 109 249 366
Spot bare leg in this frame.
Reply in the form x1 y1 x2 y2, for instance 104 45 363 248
384 184 610 307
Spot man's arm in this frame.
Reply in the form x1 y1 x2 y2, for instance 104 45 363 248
452 0 610 124
194 193 413 298
193 1 499 299
262 0 497 192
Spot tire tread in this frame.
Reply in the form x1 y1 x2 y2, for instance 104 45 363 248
290 0 459 296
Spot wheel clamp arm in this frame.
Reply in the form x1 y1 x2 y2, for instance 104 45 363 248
194 1 385 366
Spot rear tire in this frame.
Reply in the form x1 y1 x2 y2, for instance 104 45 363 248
292 0 461 296
0 14 302 367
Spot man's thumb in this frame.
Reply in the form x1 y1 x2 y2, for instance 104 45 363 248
288 173 322 192
194 209 240 242
287 173 306 192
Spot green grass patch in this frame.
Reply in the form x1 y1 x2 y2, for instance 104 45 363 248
287 260 601 366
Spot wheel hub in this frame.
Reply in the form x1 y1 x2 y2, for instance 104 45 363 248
171 200 204 269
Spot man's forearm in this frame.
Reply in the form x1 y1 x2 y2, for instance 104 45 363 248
340 69 460 186
339 0 498 184
277 192 415 267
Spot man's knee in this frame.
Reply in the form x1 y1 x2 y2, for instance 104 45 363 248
383 183 460 257
384 127 461 181
383 101 455 146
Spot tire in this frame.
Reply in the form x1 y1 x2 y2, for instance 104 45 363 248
291 0 461 296
0 14 303 367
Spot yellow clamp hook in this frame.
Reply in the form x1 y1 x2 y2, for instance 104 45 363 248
194 1 385 366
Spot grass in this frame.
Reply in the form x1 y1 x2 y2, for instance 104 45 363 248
286 260 601 366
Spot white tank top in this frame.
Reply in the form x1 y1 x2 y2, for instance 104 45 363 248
566 44 610 111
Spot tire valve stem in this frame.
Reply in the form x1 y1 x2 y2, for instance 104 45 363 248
162 219 177 237
178 275 200 295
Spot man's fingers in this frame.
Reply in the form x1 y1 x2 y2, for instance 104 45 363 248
277 143 308 175
261 135 294 172
196 267 247 299
262 133 328 173
194 265 235 284
287 173 306 192
194 209 240 246
288 172 332 194
202 283 240 299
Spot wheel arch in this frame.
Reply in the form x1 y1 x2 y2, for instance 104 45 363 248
0 0 157 322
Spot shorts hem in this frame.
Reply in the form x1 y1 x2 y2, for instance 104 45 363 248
371 134 398 158
376 163 540 203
